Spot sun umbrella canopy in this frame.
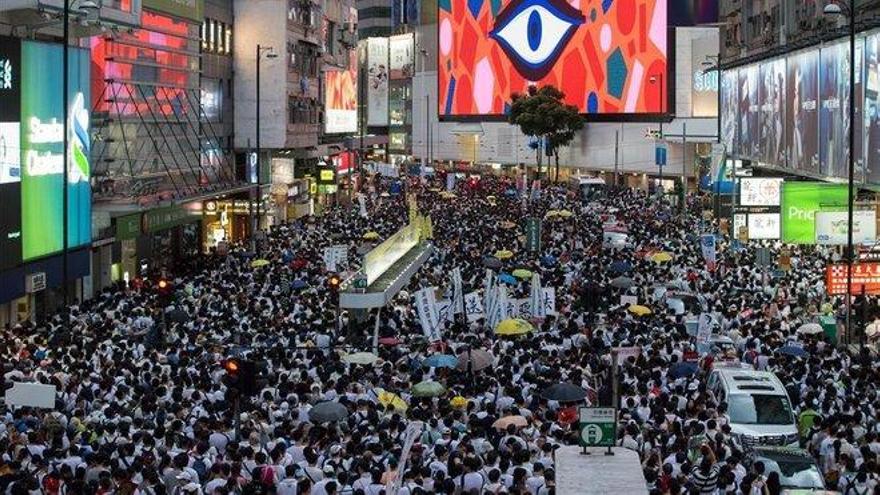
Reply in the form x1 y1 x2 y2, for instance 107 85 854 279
495 318 534 336
628 305 652 316
423 354 458 368
167 309 188 323
498 273 518 285
512 269 533 279
456 349 493 372
308 401 349 423
609 261 633 273
450 396 468 408
867 321 880 339
412 380 446 397
493 415 528 430
651 252 674 263
541 383 588 402
494 249 514 260
482 256 503 269
343 352 379 365
292 279 309 290
796 323 823 335
375 389 408 412
378 337 401 346
439 191 457 199
499 220 517 229
610 276 634 289
668 362 699 379
363 231 380 240
540 255 557 267
251 259 270 268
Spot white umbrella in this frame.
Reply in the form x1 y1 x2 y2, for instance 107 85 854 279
866 321 880 339
796 323 823 335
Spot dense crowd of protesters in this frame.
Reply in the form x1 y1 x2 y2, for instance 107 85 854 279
1 174 879 495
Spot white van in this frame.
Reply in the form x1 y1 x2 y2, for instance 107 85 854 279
570 176 607 200
707 369 799 447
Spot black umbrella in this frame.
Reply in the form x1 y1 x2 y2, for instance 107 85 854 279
308 401 349 423
541 383 588 402
668 362 699 379
167 309 189 324
482 256 502 269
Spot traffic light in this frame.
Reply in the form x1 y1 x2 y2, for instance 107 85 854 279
156 278 173 300
222 358 266 398
222 357 241 398
327 274 342 292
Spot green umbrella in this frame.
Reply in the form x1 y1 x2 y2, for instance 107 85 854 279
411 380 447 398
512 269 533 279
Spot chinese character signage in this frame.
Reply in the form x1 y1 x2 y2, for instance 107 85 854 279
826 263 880 295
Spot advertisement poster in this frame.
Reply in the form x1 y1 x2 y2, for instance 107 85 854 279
738 64 759 159
759 58 785 166
367 38 389 126
720 69 738 157
787 49 819 174
865 33 880 184
438 0 668 116
819 41 849 179
20 41 91 261
815 209 877 245
389 33 414 79
780 182 847 244
0 37 22 270
747 213 780 240
739 178 783 206
324 50 358 133
691 35 719 117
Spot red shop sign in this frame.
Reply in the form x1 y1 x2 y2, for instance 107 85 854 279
825 263 880 295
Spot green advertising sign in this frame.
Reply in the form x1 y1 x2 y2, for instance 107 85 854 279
780 182 847 244
525 217 541 252
578 407 616 447
142 206 198 233
116 213 142 241
142 0 204 21
20 41 91 261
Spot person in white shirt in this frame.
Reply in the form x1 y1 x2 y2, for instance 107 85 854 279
525 463 545 495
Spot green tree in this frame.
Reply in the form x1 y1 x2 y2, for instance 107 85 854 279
508 85 585 181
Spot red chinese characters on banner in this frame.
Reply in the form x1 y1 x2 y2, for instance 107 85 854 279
825 263 880 295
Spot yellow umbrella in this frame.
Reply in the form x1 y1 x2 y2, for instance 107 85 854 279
628 305 652 317
375 389 408 412
494 249 514 260
363 231 380 240
499 221 517 229
251 259 270 268
544 210 561 218
439 191 457 199
650 252 673 263
512 269 533 279
495 318 535 336
450 396 468 409
557 209 574 218
428 187 442 193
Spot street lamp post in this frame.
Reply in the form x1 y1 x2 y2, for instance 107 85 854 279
650 74 665 194
255 45 276 253
824 0 857 346
702 55 722 220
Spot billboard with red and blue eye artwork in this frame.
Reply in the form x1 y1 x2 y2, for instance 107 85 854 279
438 0 668 118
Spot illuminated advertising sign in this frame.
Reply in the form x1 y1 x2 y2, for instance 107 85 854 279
367 38 389 126
738 64 759 158
826 262 880 295
759 58 785 165
820 41 850 178
746 213 780 240
324 50 358 133
720 69 738 157
815 209 877 245
20 41 92 261
690 36 718 118
389 33 414 79
438 0 668 117
780 182 847 244
0 36 22 270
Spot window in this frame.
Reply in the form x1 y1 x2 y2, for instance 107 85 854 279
294 42 318 78
325 20 335 55
201 18 232 55
288 97 318 124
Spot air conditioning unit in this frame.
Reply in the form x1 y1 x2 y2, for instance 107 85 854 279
25 272 47 293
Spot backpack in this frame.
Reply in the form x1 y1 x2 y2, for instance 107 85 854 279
191 457 208 481
260 466 276 487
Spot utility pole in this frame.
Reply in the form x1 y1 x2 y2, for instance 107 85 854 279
682 122 687 214
613 129 619 187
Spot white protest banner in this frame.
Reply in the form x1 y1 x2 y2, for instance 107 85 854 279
5 382 56 409
464 291 484 322
613 346 642 365
323 245 348 272
483 269 495 322
506 297 519 319
452 267 464 315
414 287 442 342
387 420 424 495
620 295 638 306
530 273 545 319
696 313 713 354
357 193 368 218
517 299 533 319
436 299 456 324
701 234 717 271
446 173 455 191
541 287 557 316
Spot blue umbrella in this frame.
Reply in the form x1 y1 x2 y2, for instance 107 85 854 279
291 279 308 290
777 345 809 358
540 255 557 267
668 362 699 379
609 261 633 274
423 354 458 369
504 188 518 197
498 273 517 285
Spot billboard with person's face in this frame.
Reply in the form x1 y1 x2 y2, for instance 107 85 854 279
820 41 850 179
366 38 389 126
720 69 738 156
738 64 759 159
437 0 668 117
759 58 785 166
786 49 819 174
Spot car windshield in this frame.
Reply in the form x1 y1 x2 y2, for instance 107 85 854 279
729 394 793 425
756 456 825 489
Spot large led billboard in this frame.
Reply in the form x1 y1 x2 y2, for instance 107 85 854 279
780 182 847 244
0 37 22 271
324 50 358 134
20 41 92 261
720 69 738 155
866 34 880 183
819 41 850 179
786 49 819 174
438 0 668 117
738 64 759 159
